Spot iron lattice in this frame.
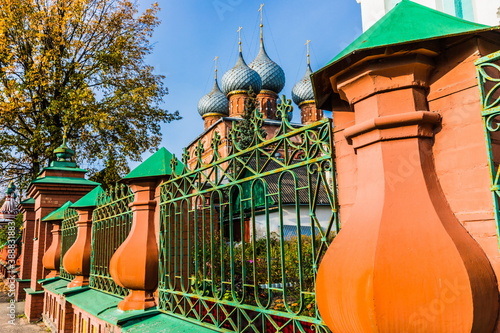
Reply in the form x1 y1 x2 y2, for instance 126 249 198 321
60 208 78 280
477 51 500 246
89 184 133 297
158 96 337 333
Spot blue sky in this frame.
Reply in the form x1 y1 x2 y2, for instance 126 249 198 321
138 0 363 163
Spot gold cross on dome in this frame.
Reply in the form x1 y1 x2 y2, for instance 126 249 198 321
305 40 311 64
213 56 219 76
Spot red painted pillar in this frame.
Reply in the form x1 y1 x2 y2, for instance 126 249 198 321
109 180 159 311
316 54 499 332
63 207 95 288
41 222 61 279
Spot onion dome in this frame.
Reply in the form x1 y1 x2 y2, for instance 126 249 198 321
249 23 285 94
198 68 229 117
292 64 314 106
292 42 315 106
5 182 15 196
54 135 75 162
0 181 19 224
221 28 262 95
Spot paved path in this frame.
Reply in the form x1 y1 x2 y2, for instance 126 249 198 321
0 280 47 332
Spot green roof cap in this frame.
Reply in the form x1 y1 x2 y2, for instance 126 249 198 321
42 201 73 222
43 166 88 173
20 198 35 205
71 186 105 208
313 0 498 111
31 176 99 186
329 0 490 64
123 147 184 180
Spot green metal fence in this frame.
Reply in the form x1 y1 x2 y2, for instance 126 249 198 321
60 208 79 280
476 51 500 246
89 184 133 297
158 97 337 332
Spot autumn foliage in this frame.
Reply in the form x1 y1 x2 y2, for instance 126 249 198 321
0 0 179 189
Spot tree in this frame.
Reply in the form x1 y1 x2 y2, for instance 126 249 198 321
237 87 266 150
88 153 122 189
0 0 179 190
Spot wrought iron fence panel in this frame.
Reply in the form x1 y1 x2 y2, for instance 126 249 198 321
89 184 133 297
159 97 337 332
60 208 79 280
477 51 500 244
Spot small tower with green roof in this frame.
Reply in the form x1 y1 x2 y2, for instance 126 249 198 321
22 137 98 322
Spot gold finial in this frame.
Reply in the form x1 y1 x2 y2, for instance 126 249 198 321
237 26 243 53
62 127 68 145
305 40 311 65
259 4 264 26
213 56 219 79
258 4 265 42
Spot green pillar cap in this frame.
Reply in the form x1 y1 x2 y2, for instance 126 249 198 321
42 201 73 222
123 147 185 181
71 186 105 208
313 0 497 111
20 198 35 205
328 0 490 65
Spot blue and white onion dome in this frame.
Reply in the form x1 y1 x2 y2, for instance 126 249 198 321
292 64 315 106
249 42 285 94
221 51 262 96
198 78 229 117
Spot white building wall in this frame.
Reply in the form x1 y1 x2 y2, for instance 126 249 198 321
473 0 500 27
356 0 500 31
253 206 333 239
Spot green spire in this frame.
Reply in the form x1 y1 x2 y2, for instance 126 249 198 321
51 131 77 168
54 132 75 162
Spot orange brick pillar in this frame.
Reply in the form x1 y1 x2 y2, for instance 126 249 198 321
24 140 98 322
16 199 35 301
316 53 499 332
109 179 159 310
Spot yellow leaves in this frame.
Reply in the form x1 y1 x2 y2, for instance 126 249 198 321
0 0 175 187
